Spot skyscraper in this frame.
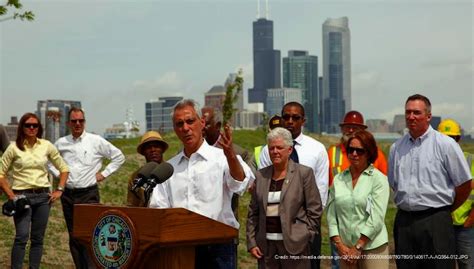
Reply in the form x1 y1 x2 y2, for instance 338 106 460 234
248 3 281 108
283 50 319 133
204 85 226 117
145 96 183 133
322 17 351 133
266 87 303 118
37 100 81 142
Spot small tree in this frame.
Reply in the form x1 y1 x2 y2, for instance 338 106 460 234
0 0 34 22
222 69 243 126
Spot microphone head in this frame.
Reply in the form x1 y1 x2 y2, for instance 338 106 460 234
150 162 174 184
137 161 159 179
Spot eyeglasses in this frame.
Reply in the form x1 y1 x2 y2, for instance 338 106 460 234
282 114 303 121
347 147 366 155
24 123 39 129
70 119 85 124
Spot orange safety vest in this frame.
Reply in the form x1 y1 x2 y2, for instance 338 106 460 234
328 144 388 187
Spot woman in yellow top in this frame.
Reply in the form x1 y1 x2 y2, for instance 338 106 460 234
0 113 69 269
326 130 390 269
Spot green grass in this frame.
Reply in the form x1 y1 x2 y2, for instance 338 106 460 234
0 131 473 268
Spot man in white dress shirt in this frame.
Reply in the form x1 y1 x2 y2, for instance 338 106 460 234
50 107 125 269
149 99 254 269
259 101 329 269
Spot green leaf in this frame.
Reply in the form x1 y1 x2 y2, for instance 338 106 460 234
22 11 34 21
222 69 244 125
8 0 22 9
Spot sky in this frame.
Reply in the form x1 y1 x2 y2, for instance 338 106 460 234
0 0 472 134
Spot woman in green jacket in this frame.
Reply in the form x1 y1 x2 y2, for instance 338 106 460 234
326 130 389 269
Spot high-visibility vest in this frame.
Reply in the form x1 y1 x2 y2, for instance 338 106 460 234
328 144 388 187
331 146 344 178
254 145 263 170
452 152 474 225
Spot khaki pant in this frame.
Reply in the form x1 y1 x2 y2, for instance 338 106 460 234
339 243 389 269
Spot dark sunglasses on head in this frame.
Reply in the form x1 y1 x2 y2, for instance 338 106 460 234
24 123 39 129
282 114 303 121
70 119 85 124
347 146 366 155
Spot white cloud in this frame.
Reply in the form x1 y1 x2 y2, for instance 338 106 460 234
353 70 381 91
432 102 466 116
420 57 472 69
420 57 473 80
132 72 184 94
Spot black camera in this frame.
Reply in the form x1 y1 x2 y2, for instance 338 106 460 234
2 195 31 217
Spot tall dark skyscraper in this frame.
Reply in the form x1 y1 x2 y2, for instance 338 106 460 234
249 13 281 108
283 50 319 132
322 17 351 133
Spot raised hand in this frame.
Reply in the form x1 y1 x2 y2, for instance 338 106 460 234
218 123 235 157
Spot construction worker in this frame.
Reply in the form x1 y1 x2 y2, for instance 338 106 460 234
328 111 388 186
438 118 474 269
327 110 388 269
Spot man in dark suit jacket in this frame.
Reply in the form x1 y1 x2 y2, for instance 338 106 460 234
247 127 322 269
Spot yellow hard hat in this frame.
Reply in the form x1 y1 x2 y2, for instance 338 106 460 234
438 119 461 136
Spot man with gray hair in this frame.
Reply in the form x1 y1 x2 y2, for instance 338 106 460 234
149 99 255 269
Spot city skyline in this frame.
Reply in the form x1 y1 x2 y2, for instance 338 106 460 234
1 1 472 134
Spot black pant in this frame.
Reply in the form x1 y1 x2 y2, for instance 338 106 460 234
394 206 456 269
310 225 321 269
195 242 236 269
61 186 100 269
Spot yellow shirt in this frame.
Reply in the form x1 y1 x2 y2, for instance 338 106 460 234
0 138 69 190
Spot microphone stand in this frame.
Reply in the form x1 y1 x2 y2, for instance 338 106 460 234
144 187 154 206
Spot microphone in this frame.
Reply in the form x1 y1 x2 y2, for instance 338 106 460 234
144 162 174 194
131 162 158 192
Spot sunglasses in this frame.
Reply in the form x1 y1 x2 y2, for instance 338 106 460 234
70 119 85 124
282 114 303 121
347 147 366 155
24 123 40 129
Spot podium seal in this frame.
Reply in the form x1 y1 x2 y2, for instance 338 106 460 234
92 211 136 268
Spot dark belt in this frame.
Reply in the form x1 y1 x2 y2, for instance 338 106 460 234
13 187 50 194
64 184 98 194
399 205 450 216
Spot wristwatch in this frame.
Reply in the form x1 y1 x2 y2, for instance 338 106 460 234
355 243 363 251
57 186 65 192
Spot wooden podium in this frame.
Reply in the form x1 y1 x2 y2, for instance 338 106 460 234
73 204 238 268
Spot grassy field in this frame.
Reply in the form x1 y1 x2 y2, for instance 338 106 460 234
0 130 472 268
